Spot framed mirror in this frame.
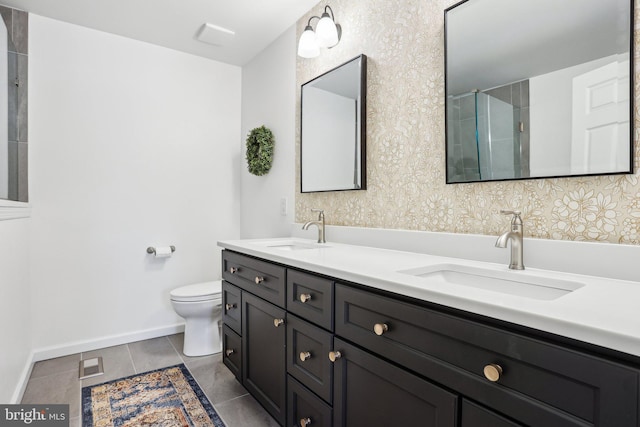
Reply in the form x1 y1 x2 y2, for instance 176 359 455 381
301 54 367 192
445 0 633 183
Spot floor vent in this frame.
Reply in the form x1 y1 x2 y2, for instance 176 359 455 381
79 357 104 380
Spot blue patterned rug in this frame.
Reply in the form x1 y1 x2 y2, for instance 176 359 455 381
82 364 225 427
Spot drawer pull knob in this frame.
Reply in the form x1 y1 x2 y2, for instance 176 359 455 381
273 318 285 328
299 293 312 303
225 349 235 357
299 351 312 362
483 364 503 382
300 418 312 427
229 267 238 274
255 276 265 284
328 351 342 362
225 303 236 311
373 323 389 336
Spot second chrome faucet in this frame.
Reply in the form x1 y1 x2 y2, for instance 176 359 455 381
302 209 326 243
495 210 524 270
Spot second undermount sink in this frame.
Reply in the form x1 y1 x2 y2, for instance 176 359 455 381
398 264 584 301
253 239 330 251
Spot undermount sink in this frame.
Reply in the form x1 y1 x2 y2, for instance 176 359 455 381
253 239 329 251
398 264 584 301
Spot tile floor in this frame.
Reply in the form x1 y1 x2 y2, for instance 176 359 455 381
20 334 279 427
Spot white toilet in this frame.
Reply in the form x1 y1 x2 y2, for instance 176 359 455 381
170 280 223 357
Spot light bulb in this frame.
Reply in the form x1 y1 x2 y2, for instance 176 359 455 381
315 12 339 48
297 25 320 58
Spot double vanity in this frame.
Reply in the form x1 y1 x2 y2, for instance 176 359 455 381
218 237 640 427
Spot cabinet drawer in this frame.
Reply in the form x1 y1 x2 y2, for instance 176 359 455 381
332 338 458 427
222 282 241 334
287 314 333 403
335 284 639 427
287 269 334 331
288 376 332 427
222 325 242 381
461 400 522 427
222 250 286 308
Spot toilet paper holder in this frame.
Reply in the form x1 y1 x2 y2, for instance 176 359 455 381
147 246 176 255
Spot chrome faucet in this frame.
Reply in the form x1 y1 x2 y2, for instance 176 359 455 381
302 209 326 243
495 210 524 270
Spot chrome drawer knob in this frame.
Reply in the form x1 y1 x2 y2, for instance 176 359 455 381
373 323 389 336
225 303 236 311
273 318 285 328
299 351 312 362
328 351 342 362
299 293 312 303
225 349 235 357
255 276 264 284
483 364 503 382
300 417 312 427
229 267 238 274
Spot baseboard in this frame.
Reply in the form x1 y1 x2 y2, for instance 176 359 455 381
10 324 186 404
31 323 185 363
11 351 35 403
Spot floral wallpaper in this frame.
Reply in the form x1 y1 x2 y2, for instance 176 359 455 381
295 0 640 245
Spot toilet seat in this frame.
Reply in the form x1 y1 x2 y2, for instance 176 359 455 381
170 280 222 302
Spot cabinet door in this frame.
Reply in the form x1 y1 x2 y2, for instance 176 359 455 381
332 338 458 427
242 292 287 425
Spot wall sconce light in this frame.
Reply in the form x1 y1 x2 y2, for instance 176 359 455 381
297 5 342 58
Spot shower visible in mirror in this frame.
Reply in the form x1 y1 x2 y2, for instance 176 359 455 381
445 0 633 183
301 55 367 192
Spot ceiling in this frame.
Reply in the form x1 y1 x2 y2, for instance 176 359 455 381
1 0 320 66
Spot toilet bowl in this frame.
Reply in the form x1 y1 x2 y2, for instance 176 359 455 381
170 280 222 357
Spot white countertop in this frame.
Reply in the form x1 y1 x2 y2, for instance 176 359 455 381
218 237 640 358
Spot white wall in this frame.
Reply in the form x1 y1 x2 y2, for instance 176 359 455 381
28 15 242 354
240 27 296 238
0 217 31 402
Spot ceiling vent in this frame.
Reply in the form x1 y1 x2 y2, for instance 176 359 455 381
196 23 235 47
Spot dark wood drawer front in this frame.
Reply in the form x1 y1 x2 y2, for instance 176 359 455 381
332 338 458 427
287 314 333 403
461 400 523 427
287 269 334 331
335 284 639 427
288 376 333 427
242 292 287 425
222 282 241 334
222 250 286 307
222 325 242 381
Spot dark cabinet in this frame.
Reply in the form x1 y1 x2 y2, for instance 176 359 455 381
332 338 458 427
335 283 640 427
242 291 287 425
221 250 640 427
